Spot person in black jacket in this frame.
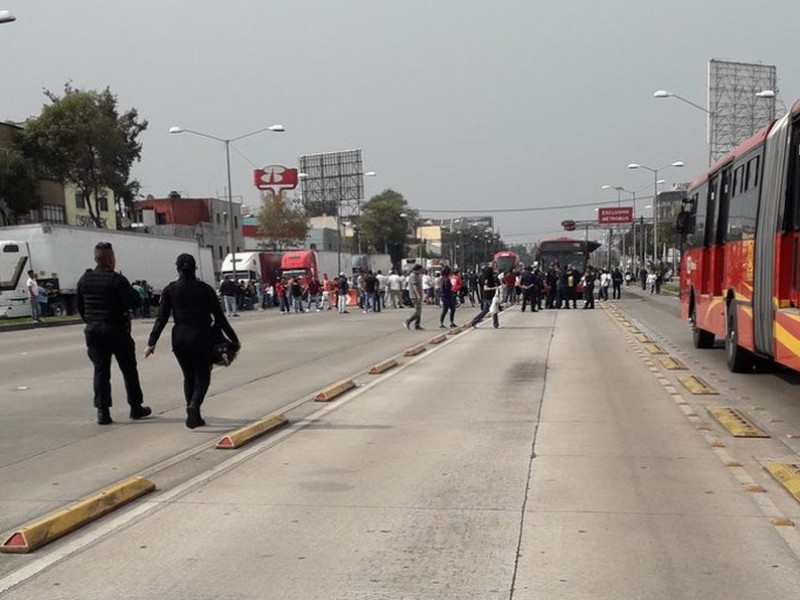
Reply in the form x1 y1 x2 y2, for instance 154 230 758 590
145 254 240 429
76 242 152 425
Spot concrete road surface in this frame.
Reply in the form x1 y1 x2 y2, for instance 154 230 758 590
2 303 800 599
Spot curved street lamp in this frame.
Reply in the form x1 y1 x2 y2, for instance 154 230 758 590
169 124 285 278
0 10 15 24
627 162 683 266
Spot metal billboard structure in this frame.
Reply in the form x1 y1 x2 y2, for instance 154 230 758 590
298 150 364 219
709 59 777 163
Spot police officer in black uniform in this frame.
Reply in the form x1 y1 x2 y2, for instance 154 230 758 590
76 242 151 425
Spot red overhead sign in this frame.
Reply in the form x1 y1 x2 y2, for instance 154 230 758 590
598 207 633 225
254 166 298 192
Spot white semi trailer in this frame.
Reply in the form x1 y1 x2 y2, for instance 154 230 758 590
0 223 215 318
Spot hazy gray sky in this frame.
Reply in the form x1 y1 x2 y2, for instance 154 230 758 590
3 0 798 245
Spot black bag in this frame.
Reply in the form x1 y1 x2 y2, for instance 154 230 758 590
211 323 238 367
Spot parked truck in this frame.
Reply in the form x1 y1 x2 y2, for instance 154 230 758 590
0 223 215 318
280 250 350 285
220 251 283 286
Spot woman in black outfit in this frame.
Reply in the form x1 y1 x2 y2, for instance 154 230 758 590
145 254 240 428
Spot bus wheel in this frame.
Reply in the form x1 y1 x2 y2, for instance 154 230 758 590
725 305 755 372
691 306 714 349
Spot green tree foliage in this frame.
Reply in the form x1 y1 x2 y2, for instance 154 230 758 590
19 84 147 228
257 193 310 250
359 189 414 266
0 149 40 225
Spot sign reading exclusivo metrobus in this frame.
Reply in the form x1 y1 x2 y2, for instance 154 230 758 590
597 207 633 225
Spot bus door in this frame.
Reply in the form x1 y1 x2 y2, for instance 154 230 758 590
788 118 800 308
700 175 718 297
710 167 732 296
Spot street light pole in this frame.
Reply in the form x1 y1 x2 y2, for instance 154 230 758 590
169 123 284 282
0 9 15 23
654 90 714 166
627 161 683 267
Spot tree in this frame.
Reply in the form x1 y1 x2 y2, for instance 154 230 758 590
359 189 414 267
257 193 310 250
0 149 40 225
19 84 147 228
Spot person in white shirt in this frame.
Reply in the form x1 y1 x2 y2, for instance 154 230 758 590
25 270 41 322
387 270 403 308
376 270 387 312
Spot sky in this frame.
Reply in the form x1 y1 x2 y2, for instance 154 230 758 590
2 0 798 247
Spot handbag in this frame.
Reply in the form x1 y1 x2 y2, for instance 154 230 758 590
211 323 238 367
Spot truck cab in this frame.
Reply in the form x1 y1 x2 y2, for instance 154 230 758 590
0 241 34 318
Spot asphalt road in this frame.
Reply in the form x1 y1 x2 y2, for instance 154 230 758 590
2 297 800 598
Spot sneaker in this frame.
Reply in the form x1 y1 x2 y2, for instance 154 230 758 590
415 326 425 330
129 405 152 420
449 323 457 328
439 324 446 329
403 321 409 330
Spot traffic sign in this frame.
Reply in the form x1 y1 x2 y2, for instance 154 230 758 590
598 207 633 225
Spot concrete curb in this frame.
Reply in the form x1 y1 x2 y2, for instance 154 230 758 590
315 379 356 402
0 476 155 553
369 359 398 374
216 413 289 449
403 345 426 357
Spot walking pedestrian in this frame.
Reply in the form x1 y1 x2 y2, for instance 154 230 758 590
582 266 596 309
145 253 240 429
469 266 501 328
519 265 537 312
76 242 151 425
403 264 424 330
439 265 457 328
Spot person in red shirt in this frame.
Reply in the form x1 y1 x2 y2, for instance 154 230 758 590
451 269 464 305
501 270 516 304
307 277 322 312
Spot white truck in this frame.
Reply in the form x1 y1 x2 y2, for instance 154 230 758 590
0 223 215 318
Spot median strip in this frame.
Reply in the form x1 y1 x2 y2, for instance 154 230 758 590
0 476 155 554
765 463 800 504
428 334 447 345
216 413 289 449
315 379 356 402
658 356 688 370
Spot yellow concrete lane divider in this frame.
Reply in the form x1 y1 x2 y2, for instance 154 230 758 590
216 413 289 449
315 379 356 402
428 334 447 345
642 342 667 355
708 407 769 438
403 345 427 357
658 356 688 370
634 333 652 343
370 358 398 374
765 463 800 504
0 476 155 554
678 375 718 395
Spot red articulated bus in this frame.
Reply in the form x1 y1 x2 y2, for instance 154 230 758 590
678 98 800 373
536 237 600 273
492 250 520 273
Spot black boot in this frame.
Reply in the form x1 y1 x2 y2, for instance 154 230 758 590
185 404 205 429
129 405 152 420
97 407 113 425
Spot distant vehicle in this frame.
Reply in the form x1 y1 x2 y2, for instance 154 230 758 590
280 250 350 286
0 223 214 318
220 251 282 286
492 250 520 273
536 237 600 273
678 99 800 373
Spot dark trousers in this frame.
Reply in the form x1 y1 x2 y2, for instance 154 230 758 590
440 297 456 325
173 325 213 407
612 283 621 299
584 286 595 308
86 331 144 409
521 291 537 312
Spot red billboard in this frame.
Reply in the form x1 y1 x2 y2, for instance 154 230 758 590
254 166 298 192
598 207 633 225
